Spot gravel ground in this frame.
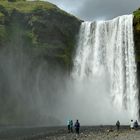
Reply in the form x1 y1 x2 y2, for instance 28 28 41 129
0 126 139 140
44 130 140 140
43 126 140 140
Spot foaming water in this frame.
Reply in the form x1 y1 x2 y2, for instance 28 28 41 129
72 15 139 124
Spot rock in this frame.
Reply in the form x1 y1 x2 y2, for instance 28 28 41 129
107 129 114 132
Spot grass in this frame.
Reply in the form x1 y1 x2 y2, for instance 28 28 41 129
134 10 140 21
133 9 140 32
0 1 58 13
0 0 75 19
134 9 140 15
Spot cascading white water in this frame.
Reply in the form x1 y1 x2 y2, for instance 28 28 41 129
72 15 139 122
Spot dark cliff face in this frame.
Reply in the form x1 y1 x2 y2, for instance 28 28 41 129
0 1 81 125
133 8 140 62
0 0 81 70
133 9 140 117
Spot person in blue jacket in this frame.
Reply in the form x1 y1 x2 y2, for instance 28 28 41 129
75 120 80 134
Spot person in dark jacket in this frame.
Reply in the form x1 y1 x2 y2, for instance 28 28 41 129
134 120 138 130
67 120 70 133
75 120 80 134
70 120 73 132
116 120 120 131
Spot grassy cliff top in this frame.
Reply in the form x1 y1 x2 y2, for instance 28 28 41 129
0 0 71 16
0 0 57 12
133 8 140 32
134 8 140 21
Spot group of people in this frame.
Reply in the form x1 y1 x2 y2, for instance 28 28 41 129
116 120 139 131
66 119 138 135
67 120 80 134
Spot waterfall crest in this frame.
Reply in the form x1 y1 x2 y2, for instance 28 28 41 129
72 15 139 121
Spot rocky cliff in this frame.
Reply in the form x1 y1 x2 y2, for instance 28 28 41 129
0 0 81 70
0 0 81 125
133 8 140 115
133 8 140 62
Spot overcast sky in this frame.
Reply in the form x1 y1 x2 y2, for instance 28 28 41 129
44 0 140 21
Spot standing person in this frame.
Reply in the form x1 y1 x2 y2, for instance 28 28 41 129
70 120 73 133
67 120 70 133
130 120 134 130
116 120 120 131
134 120 138 130
75 120 80 135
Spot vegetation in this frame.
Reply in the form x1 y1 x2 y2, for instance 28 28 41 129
0 0 81 70
0 0 73 17
134 8 140 32
133 8 140 62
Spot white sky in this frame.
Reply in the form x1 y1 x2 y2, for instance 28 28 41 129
44 0 140 21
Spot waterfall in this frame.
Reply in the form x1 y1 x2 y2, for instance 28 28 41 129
72 15 139 122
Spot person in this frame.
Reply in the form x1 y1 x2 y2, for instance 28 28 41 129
75 120 80 135
134 120 138 130
67 120 70 133
116 120 120 131
130 120 134 130
70 120 73 132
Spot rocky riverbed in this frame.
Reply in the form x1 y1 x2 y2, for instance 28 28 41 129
0 126 139 140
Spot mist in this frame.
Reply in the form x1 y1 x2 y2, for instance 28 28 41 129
0 27 69 126
0 40 132 126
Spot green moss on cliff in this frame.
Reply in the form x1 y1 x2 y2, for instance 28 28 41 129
0 0 68 15
134 9 140 32
133 8 140 62
0 0 81 70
